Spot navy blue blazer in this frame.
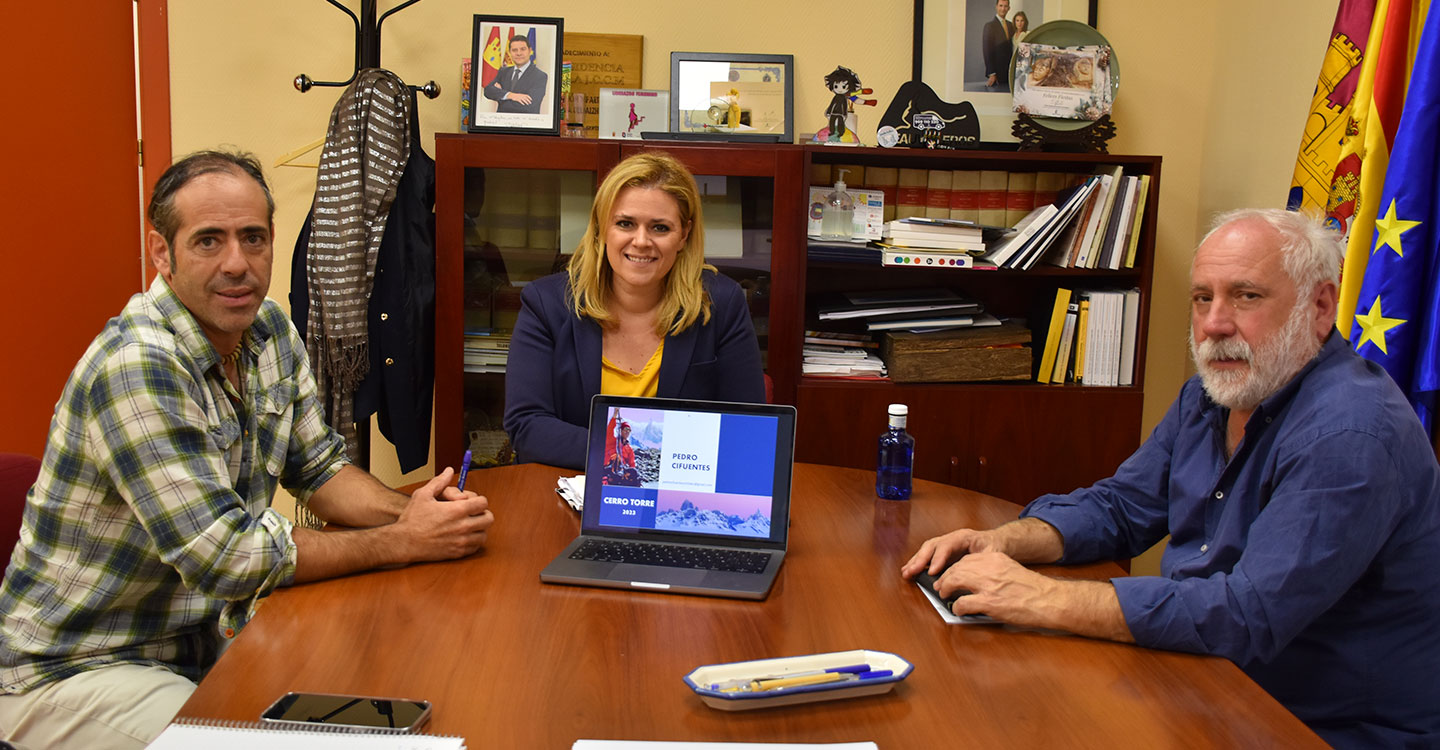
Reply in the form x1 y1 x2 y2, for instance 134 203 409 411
503 270 766 470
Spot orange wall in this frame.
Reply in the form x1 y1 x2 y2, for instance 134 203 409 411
0 6 146 455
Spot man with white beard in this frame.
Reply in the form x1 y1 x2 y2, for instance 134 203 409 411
902 209 1440 747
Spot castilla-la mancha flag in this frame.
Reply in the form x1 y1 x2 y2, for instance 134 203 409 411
1286 0 1429 337
480 26 503 87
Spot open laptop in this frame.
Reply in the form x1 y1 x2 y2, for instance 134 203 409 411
540 395 797 600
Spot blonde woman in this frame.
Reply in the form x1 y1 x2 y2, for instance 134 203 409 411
504 152 765 469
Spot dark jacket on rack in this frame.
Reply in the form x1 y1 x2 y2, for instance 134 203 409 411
291 96 436 473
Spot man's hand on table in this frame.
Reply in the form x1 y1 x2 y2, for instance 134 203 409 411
393 468 494 561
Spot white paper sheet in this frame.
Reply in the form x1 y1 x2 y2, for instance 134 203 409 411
573 737 875 742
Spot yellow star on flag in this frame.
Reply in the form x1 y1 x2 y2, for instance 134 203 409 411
1353 296 1406 355
1373 200 1421 258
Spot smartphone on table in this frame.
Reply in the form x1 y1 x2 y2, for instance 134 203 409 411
260 692 432 733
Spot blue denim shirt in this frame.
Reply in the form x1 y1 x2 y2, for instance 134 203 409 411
1023 334 1440 747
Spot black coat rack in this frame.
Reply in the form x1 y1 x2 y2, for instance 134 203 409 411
294 0 441 99
294 0 439 472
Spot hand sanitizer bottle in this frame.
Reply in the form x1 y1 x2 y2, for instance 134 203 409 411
819 169 856 240
876 404 914 500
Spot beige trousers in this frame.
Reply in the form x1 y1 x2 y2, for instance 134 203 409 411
0 664 196 750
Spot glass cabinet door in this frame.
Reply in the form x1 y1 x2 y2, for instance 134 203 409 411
624 143 805 400
689 173 775 369
435 136 803 472
459 165 596 467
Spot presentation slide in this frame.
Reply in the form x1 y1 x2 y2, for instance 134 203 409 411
596 406 779 538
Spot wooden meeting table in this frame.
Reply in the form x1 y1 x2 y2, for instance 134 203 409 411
179 463 1323 747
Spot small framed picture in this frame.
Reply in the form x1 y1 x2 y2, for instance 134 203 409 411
1011 42 1114 120
468 15 564 135
669 52 794 143
597 88 670 139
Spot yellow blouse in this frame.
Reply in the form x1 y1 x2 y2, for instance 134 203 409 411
601 340 664 397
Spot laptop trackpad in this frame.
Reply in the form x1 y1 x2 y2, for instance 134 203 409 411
613 564 706 586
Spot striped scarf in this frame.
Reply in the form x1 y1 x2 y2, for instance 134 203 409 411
304 68 412 458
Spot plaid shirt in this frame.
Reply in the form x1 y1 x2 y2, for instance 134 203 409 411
0 277 347 691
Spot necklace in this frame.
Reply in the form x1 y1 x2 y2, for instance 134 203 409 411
220 338 247 394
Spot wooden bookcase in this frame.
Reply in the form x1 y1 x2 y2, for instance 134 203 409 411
433 133 1160 504
797 146 1161 503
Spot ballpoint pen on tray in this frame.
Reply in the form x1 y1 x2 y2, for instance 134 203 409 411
708 663 868 691
712 665 893 693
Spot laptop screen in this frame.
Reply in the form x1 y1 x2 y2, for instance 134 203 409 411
582 396 795 548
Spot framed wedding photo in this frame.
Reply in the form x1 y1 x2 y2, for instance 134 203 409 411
469 15 563 135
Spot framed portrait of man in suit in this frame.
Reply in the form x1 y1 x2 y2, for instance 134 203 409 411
468 15 563 135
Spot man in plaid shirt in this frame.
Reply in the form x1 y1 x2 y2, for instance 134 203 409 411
0 151 494 749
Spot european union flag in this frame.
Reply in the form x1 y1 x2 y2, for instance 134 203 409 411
1350 4 1440 432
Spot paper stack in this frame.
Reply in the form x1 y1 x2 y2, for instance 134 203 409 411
556 475 584 511
802 344 887 379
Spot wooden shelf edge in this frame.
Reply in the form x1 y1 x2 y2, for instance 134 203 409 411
798 377 1146 395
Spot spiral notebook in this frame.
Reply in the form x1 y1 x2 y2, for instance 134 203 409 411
148 718 466 749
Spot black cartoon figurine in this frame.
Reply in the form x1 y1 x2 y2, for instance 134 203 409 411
819 66 876 143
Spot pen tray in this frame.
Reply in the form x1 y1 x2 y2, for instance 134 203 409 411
683 649 911 711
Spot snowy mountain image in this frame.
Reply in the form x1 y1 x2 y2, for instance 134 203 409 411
655 499 770 538
632 421 664 451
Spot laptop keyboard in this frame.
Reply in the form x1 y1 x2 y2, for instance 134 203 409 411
571 539 771 574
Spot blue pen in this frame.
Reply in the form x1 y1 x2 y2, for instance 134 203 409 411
709 663 871 691
457 450 473 493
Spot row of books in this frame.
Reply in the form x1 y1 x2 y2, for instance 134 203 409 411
463 330 512 374
810 164 1104 227
982 165 1150 271
1036 288 1141 386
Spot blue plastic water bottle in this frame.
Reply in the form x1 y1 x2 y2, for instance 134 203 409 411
876 404 914 500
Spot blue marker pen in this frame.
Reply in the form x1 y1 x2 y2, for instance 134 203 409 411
457 449 473 493
709 664 871 691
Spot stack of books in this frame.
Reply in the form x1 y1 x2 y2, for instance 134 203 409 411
463 329 511 374
876 218 997 269
801 330 885 379
816 288 993 334
804 329 878 349
802 343 888 379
